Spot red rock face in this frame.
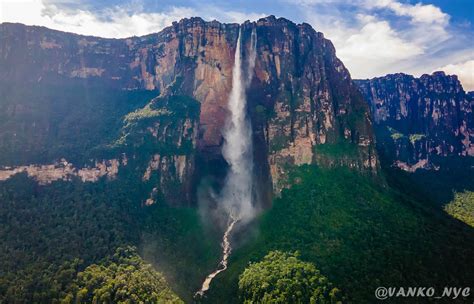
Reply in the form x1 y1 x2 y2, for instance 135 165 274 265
123 18 240 152
180 21 237 150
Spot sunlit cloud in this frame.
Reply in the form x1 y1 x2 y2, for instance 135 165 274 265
435 60 474 91
0 0 265 38
335 16 423 77
365 0 449 25
0 0 190 37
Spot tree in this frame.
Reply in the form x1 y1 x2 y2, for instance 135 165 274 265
61 246 183 304
239 251 342 304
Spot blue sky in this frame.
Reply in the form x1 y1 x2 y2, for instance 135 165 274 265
1 0 473 89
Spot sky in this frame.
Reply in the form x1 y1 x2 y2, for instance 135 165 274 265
0 0 473 90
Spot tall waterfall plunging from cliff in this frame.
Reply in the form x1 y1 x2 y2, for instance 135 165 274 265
195 27 257 298
221 26 257 223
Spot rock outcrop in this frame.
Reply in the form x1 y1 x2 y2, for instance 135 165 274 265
356 72 473 171
0 157 124 185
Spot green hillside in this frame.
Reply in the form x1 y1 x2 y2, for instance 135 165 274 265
205 165 474 303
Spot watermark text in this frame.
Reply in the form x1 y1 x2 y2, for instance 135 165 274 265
375 287 471 300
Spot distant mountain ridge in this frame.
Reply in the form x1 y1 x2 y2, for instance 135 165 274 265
356 71 473 171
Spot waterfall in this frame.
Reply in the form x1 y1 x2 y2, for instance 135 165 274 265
221 25 257 223
195 26 257 298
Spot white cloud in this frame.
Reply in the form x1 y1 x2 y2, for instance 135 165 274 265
368 0 449 25
301 7 429 77
0 0 265 38
435 60 474 91
292 0 449 25
0 0 194 37
336 18 423 77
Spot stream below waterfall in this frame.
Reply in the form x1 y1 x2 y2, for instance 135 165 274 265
195 217 238 297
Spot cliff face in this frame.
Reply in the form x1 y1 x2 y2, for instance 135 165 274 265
356 72 473 171
247 17 377 193
0 16 378 204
